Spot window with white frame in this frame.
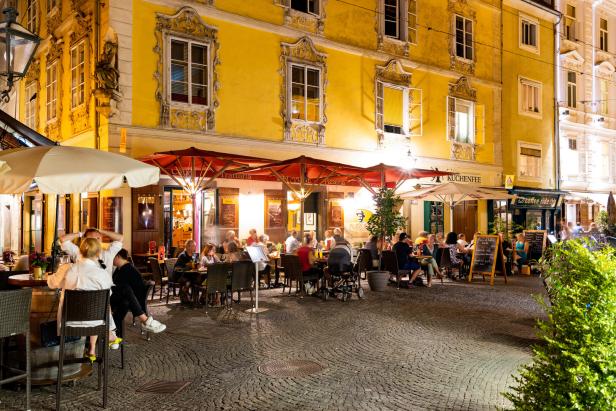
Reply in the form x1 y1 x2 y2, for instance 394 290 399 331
519 78 542 116
599 79 608 115
564 4 576 41
408 0 417 44
600 18 608 52
564 137 579 176
455 15 473 61
518 143 542 180
290 64 321 123
567 71 577 108
384 0 400 39
447 97 474 144
593 141 610 179
169 38 209 106
46 62 58 122
520 15 538 51
26 0 38 33
291 0 319 15
70 42 85 108
47 0 57 12
376 82 408 135
24 82 37 129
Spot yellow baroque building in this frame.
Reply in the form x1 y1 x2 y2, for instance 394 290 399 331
6 0 561 254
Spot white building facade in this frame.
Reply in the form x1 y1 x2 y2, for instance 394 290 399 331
557 0 616 226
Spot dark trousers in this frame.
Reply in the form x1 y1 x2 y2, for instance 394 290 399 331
111 284 147 333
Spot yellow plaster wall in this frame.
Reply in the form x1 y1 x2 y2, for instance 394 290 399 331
501 5 555 189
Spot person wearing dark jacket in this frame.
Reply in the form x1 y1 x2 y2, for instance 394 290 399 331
111 249 166 334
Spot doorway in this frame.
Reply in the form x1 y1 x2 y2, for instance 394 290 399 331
163 188 194 254
453 200 477 240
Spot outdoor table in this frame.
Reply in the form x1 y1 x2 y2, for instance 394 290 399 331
174 268 208 305
6 274 91 385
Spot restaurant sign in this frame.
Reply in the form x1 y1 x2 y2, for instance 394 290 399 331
446 174 482 184
513 194 560 209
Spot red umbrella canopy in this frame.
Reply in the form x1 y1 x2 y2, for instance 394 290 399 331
239 155 366 190
354 163 455 192
141 147 273 194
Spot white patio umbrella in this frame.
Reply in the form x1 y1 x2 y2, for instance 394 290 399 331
0 146 159 194
399 182 515 230
0 146 159 269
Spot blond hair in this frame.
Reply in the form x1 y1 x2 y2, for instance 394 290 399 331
79 237 102 259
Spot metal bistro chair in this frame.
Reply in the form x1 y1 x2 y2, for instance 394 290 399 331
57 289 111 411
355 248 373 283
380 250 409 289
0 289 32 411
281 254 303 295
439 247 461 279
164 258 181 304
204 263 232 312
149 258 168 301
231 261 254 306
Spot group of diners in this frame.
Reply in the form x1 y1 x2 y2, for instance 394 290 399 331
46 228 166 361
170 227 353 302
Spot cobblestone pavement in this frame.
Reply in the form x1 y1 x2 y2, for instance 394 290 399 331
0 276 547 411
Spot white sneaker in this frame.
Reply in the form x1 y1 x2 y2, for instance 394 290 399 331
142 316 166 333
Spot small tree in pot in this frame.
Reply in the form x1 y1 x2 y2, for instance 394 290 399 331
365 188 407 291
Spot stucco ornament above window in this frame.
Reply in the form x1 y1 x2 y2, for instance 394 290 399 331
560 49 584 71
447 0 476 75
280 36 328 145
275 0 328 35
154 6 220 132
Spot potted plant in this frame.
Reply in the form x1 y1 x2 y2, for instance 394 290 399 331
365 188 407 291
30 252 50 280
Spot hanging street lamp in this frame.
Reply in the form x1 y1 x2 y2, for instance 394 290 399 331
0 7 41 103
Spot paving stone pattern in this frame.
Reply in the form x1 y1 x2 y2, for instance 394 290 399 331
0 276 547 411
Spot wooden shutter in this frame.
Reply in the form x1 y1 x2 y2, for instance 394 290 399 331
447 96 456 140
409 87 422 137
375 81 384 132
475 103 485 145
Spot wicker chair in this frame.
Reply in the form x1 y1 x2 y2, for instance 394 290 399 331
204 263 232 312
355 248 373 283
231 261 254 305
0 289 32 411
57 289 110 410
381 250 409 289
439 247 461 279
149 258 168 300
281 254 303 295
163 258 181 304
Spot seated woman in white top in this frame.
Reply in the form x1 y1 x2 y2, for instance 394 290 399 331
48 238 121 361
200 243 221 267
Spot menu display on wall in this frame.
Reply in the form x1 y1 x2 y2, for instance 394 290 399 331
102 197 123 233
523 230 547 261
469 235 507 286
221 197 238 228
267 199 283 228
329 203 343 229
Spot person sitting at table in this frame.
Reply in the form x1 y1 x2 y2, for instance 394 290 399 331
308 230 318 248
435 232 446 248
246 229 258 246
285 230 300 254
48 238 121 361
445 232 464 279
392 233 422 287
200 243 220 266
111 249 166 334
414 232 443 287
59 228 123 279
297 235 320 294
323 230 335 250
513 233 529 274
225 241 243 263
222 230 240 253
364 235 379 261
173 239 197 304
332 228 347 246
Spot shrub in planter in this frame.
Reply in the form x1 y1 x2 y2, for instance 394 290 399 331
504 240 616 410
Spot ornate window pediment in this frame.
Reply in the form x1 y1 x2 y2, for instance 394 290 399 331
275 0 327 35
154 6 220 132
280 36 327 145
560 49 584 71
595 60 616 76
448 0 476 75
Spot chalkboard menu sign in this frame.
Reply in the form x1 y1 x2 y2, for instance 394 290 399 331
470 235 498 274
523 230 546 261
469 235 507 286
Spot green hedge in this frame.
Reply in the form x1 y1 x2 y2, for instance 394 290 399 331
505 240 616 410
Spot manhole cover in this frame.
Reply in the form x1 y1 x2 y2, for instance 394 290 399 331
258 360 325 377
136 380 191 394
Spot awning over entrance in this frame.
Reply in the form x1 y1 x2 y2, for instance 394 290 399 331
0 109 55 149
509 188 567 210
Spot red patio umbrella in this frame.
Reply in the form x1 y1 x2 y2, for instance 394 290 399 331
239 155 366 235
350 163 455 194
141 147 272 244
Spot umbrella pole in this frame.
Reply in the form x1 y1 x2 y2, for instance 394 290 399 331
449 202 454 233
191 194 198 249
300 197 305 239
51 194 60 273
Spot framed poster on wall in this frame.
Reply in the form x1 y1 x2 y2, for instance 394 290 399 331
102 197 123 233
218 188 239 230
137 194 156 230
